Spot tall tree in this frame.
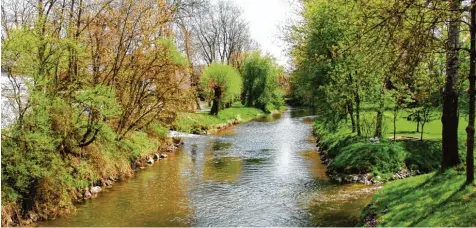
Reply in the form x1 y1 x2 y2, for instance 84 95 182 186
200 63 242 115
442 0 462 169
466 0 475 183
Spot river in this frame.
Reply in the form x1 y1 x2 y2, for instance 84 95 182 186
40 107 378 227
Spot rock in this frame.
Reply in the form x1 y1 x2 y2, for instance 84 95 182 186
166 145 177 152
28 212 39 222
84 189 92 199
160 154 168 158
345 175 353 183
335 176 343 183
369 137 380 143
147 157 154 164
353 175 359 182
90 186 102 194
154 153 160 160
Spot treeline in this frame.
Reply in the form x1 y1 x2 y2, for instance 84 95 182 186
1 0 193 221
286 0 474 183
0 0 282 224
200 51 285 115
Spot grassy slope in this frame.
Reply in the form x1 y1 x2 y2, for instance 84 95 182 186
361 169 476 226
315 107 471 179
173 103 267 133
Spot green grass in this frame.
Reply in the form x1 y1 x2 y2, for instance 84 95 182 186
315 103 472 179
361 169 476 226
173 103 266 133
353 107 469 140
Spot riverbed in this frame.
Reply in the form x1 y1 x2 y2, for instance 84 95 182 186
40 107 378 227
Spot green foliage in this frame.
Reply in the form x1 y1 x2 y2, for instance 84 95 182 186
242 51 284 112
329 141 407 175
146 121 169 138
361 169 476 226
200 63 243 105
120 131 159 162
314 120 443 179
75 85 122 119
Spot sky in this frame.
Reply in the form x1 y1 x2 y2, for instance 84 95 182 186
225 0 299 68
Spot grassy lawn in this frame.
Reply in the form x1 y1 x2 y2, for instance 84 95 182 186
361 169 476 226
173 103 266 133
351 105 469 140
314 106 471 180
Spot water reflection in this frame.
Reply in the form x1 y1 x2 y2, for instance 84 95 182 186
203 153 242 183
40 107 377 227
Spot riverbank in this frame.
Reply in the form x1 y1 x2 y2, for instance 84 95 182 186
1 122 183 227
172 103 286 134
313 119 447 184
360 169 476 226
1 104 284 227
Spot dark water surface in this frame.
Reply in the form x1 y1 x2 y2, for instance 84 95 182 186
40 108 378 227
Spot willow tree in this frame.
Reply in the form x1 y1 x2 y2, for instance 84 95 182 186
200 63 242 115
242 51 284 112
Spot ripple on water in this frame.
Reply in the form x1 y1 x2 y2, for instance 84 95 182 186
39 108 378 227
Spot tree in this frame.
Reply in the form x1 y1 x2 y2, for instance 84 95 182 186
241 51 284 112
466 0 475 183
441 0 462 169
200 63 242 115
190 0 252 65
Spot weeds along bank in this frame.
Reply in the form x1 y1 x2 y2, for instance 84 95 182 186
0 104 276 227
1 118 183 227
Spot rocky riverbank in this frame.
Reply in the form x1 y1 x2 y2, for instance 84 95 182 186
314 135 425 185
317 146 421 185
1 138 184 227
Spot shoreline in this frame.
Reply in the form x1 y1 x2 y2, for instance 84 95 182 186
2 137 184 227
2 109 275 227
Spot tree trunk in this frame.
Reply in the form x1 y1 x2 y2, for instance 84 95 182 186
355 91 362 136
442 0 461 169
374 83 385 138
466 0 475 183
393 103 398 141
421 123 425 141
210 86 222 115
347 100 356 133
416 119 420 132
247 90 253 107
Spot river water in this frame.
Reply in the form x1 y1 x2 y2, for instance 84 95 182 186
40 108 378 227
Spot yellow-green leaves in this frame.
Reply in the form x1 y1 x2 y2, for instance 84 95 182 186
200 63 243 104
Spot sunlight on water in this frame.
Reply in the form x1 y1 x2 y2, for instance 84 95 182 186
40 107 377 227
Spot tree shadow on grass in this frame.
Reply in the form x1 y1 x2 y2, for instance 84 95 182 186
374 170 471 226
408 182 467 226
